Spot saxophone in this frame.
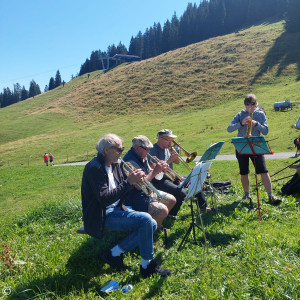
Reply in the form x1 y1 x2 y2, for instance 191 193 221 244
246 107 253 138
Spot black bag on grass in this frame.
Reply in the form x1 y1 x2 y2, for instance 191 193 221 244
211 181 232 193
281 173 300 195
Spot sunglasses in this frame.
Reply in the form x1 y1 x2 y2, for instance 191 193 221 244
139 146 150 151
112 146 125 153
246 102 256 106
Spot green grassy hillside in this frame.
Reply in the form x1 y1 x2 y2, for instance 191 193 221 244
1 19 300 167
0 163 299 299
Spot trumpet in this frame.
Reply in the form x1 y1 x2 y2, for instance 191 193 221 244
147 153 183 182
246 107 254 138
119 157 165 199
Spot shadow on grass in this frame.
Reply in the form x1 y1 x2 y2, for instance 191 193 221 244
251 31 300 84
8 232 166 299
163 201 245 251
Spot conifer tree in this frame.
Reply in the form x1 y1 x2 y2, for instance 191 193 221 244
116 42 128 54
154 22 163 55
136 31 144 58
162 20 171 53
128 36 138 56
1 87 13 107
21 85 29 101
148 26 158 57
29 80 41 98
143 28 151 59
48 77 55 90
169 13 180 50
79 59 90 76
180 3 194 46
223 0 249 33
55 70 62 87
13 83 22 103
285 0 300 32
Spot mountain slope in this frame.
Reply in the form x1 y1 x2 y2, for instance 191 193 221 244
1 19 300 166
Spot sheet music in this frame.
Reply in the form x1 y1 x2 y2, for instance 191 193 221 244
186 161 212 199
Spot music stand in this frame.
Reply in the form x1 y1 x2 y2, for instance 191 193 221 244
178 141 224 190
199 141 225 163
231 136 273 221
199 141 225 208
177 161 211 251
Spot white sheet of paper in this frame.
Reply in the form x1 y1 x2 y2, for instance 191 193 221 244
187 161 212 199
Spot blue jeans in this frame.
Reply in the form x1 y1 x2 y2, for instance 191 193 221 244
105 207 157 260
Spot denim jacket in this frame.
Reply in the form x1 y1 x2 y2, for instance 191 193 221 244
81 153 133 239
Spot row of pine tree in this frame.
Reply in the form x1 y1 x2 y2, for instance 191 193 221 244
79 0 293 75
1 0 299 108
0 71 63 108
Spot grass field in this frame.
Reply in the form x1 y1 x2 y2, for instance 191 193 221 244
0 161 299 299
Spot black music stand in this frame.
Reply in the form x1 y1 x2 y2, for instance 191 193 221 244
177 161 211 251
231 136 273 221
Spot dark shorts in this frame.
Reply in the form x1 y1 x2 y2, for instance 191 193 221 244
236 150 268 175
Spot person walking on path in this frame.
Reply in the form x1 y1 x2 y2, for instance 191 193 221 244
49 153 54 166
43 153 49 166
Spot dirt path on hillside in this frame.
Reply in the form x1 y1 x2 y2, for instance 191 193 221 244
55 152 300 166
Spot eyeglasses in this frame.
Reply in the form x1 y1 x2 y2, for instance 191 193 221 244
139 146 150 151
246 102 256 106
112 146 125 153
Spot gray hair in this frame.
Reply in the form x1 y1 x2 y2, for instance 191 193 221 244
96 133 122 155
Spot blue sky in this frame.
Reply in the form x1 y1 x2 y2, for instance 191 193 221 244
0 0 196 92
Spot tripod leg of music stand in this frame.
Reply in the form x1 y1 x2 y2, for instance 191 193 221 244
177 221 204 251
249 197 254 210
163 227 170 247
177 223 193 251
193 222 204 232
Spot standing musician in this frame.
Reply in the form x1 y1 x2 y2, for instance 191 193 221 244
227 93 281 205
149 129 210 218
122 135 176 226
81 133 171 278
